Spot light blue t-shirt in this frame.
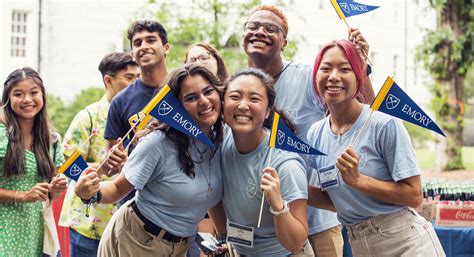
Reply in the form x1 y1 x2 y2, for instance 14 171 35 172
275 62 340 234
307 104 420 225
221 130 308 256
123 130 223 237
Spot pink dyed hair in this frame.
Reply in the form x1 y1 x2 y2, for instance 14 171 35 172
312 40 368 103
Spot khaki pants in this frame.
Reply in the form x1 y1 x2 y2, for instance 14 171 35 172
308 225 343 257
98 202 191 257
234 240 314 257
347 208 445 257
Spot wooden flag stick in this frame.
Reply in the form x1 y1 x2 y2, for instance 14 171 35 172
76 131 97 154
331 110 375 181
96 114 147 172
341 19 374 67
349 110 374 147
257 147 274 228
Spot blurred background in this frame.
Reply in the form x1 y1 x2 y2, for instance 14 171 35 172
0 0 473 173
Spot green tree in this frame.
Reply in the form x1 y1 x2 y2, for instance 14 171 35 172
47 95 68 134
141 0 299 73
417 0 473 171
48 87 104 136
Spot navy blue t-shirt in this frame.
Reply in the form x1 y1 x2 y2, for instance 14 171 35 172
104 79 156 152
105 79 156 204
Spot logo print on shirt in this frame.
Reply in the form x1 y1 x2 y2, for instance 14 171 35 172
358 151 367 169
385 94 400 110
128 112 146 132
246 177 258 198
285 108 298 122
158 101 173 116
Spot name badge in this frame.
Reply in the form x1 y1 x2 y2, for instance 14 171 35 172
226 221 254 248
318 165 339 191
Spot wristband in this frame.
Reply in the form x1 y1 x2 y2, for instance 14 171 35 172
81 190 102 204
269 200 290 216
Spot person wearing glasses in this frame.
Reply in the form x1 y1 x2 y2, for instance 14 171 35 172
241 5 375 257
185 42 229 84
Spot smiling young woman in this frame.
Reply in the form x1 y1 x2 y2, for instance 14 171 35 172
307 40 445 257
74 64 225 257
211 68 313 256
0 67 67 256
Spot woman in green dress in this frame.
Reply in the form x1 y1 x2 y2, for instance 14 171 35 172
0 67 67 256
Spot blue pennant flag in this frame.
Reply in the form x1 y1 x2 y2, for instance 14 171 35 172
371 76 445 137
58 150 88 181
137 85 214 148
330 0 380 20
269 112 325 155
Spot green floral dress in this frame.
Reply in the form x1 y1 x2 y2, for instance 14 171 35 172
0 124 64 256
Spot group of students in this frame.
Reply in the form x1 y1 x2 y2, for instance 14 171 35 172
0 4 446 257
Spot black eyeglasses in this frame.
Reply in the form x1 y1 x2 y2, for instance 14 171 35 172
244 21 286 37
188 52 211 63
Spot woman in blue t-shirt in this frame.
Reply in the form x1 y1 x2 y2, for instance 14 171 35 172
307 40 444 257
75 64 224 257
216 68 313 256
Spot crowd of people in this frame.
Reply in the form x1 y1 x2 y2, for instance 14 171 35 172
0 4 445 257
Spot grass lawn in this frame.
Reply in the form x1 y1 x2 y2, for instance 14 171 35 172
415 146 474 170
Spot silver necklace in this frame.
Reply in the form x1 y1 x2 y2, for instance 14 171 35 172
194 141 213 198
331 114 358 144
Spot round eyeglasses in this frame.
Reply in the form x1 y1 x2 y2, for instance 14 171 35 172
244 21 286 37
188 52 211 63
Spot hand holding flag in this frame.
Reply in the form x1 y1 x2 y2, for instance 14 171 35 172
74 167 101 201
329 0 379 65
102 137 127 176
258 112 325 227
48 175 67 197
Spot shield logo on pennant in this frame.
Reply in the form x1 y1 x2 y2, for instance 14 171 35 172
158 101 173 116
277 130 285 145
246 177 257 198
385 94 400 110
69 164 83 176
340 3 350 14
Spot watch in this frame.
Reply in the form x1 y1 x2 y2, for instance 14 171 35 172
269 200 290 216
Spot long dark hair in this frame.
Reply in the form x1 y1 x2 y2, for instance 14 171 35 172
2 67 55 180
143 64 224 177
224 68 296 133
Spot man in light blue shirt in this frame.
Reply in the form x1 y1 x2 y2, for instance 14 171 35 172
242 5 342 256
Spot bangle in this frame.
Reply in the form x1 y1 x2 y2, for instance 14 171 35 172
14 190 19 205
269 200 290 216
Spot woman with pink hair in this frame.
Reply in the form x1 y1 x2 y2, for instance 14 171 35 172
307 40 445 257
